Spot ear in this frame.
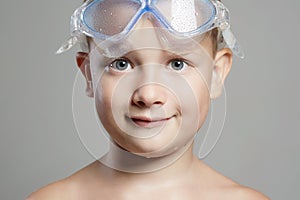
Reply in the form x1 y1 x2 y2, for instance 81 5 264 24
210 48 233 99
76 52 94 97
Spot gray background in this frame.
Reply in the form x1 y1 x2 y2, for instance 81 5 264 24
0 0 299 199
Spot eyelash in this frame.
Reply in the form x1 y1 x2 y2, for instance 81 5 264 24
108 58 192 72
168 59 189 71
109 58 132 72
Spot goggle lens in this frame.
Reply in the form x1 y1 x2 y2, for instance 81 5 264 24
153 0 214 33
83 0 215 36
83 0 142 36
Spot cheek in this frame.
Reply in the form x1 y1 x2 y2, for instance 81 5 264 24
94 75 126 142
185 70 212 128
95 75 117 121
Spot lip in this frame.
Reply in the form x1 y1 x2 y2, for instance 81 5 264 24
129 116 174 128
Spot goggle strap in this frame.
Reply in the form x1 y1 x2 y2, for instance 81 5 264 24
222 28 245 59
214 1 230 30
56 34 88 54
214 1 245 58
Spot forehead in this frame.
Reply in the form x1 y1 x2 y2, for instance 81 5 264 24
88 30 214 59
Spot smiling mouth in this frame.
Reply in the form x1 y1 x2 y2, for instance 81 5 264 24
130 116 173 128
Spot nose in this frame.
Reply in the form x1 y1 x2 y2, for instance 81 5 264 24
132 84 167 108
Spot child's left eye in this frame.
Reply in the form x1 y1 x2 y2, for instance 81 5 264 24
168 59 188 71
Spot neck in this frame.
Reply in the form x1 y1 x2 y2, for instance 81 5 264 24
98 140 197 184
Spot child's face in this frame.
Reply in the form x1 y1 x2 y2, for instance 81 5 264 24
78 20 232 158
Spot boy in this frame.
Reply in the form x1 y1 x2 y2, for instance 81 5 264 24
28 0 269 199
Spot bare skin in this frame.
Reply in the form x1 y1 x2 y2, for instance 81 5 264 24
27 144 269 200
28 54 269 200
28 15 269 200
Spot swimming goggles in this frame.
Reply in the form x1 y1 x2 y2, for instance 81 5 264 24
57 0 244 58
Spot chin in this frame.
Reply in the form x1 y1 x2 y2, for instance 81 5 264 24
105 114 195 158
120 137 170 154
117 136 189 158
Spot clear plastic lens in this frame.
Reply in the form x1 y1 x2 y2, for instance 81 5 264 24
154 0 214 33
59 0 244 58
83 0 142 36
83 0 215 35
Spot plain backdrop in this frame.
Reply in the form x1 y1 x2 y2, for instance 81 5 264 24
1 0 299 199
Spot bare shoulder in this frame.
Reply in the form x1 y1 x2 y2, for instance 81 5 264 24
214 174 270 200
26 178 75 200
194 160 270 200
213 178 270 200
26 162 100 200
229 186 270 200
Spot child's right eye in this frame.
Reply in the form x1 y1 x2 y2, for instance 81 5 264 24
109 59 132 71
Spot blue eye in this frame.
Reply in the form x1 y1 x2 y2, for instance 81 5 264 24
110 59 132 71
169 60 187 71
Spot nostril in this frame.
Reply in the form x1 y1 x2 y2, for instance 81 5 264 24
135 100 163 108
137 101 146 107
131 84 167 108
153 101 162 105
